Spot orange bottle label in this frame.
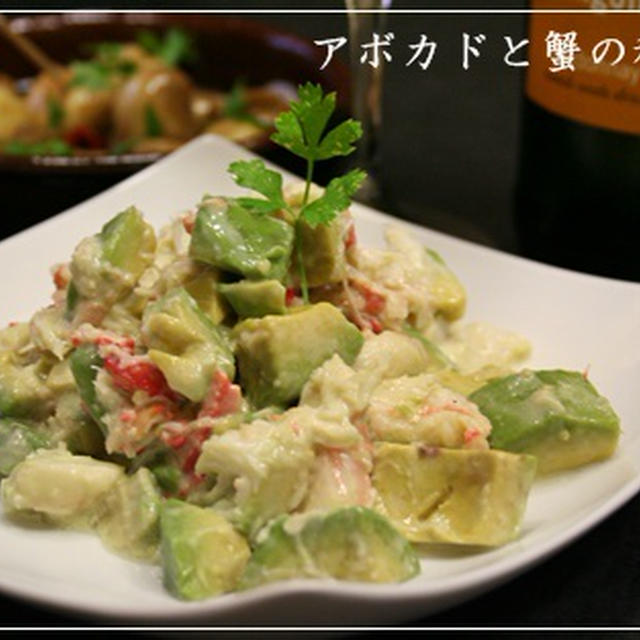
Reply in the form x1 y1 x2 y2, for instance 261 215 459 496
527 1 640 134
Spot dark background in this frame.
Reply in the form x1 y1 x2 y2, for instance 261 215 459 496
262 7 528 253
1 1 640 632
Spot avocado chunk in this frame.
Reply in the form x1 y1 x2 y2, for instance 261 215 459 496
183 268 228 324
353 331 432 381
240 506 419 590
219 279 286 318
469 369 621 474
0 417 50 477
0 351 53 420
433 365 513 397
101 206 157 277
30 304 72 361
291 217 347 287
69 344 108 436
424 247 466 321
189 198 294 281
160 499 250 600
45 391 105 457
96 468 161 561
372 443 536 546
141 287 235 402
2 447 124 527
233 302 364 407
69 206 156 305
0 322 54 420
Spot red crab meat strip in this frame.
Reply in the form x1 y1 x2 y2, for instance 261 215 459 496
198 370 242 419
104 354 177 399
181 427 212 474
52 265 69 290
345 224 357 249
285 287 297 306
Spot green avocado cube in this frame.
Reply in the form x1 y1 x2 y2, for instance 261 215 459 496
69 206 156 306
470 369 620 474
239 506 419 590
233 302 364 408
45 391 105 458
372 443 537 546
189 198 294 281
0 418 50 477
96 468 161 561
219 279 286 318
142 287 235 402
0 350 53 420
1 447 124 527
183 268 228 324
423 247 466 321
100 206 157 277
160 499 250 600
291 217 347 287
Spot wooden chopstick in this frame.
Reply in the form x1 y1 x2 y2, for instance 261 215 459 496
0 14 64 79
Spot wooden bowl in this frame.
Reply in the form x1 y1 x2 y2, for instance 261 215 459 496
0 13 350 236
0 12 350 174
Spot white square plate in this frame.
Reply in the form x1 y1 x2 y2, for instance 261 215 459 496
0 135 638 624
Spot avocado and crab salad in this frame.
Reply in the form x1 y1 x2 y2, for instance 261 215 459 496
0 84 620 601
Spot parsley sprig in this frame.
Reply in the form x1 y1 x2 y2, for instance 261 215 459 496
227 83 365 303
271 83 363 206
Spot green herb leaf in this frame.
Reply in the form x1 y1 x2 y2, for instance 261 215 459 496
271 82 358 164
137 27 196 66
292 83 335 149
271 111 307 158
223 80 247 118
65 280 79 317
115 60 137 76
426 247 446 266
144 105 163 138
222 80 269 129
44 139 72 155
70 61 111 90
161 28 197 66
3 138 72 156
109 137 139 155
300 169 366 228
69 50 136 90
270 81 364 219
231 83 365 305
92 41 122 65
47 98 65 129
137 30 161 54
151 464 181 493
228 159 286 214
316 119 362 160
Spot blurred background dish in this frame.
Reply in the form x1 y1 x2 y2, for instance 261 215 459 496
0 12 349 236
